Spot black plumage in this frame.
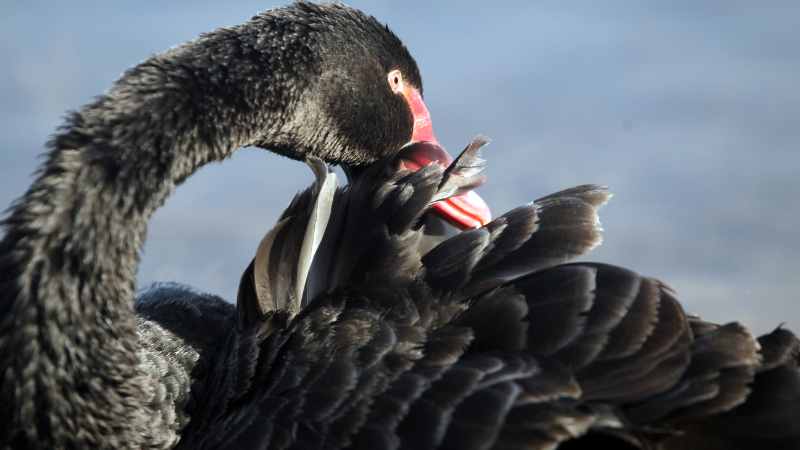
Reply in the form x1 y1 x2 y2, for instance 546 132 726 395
0 4 433 448
216 141 800 450
0 2 798 449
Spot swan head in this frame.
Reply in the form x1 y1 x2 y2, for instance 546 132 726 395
249 3 490 229
246 4 418 164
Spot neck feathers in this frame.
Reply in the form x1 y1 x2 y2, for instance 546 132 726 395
0 15 308 446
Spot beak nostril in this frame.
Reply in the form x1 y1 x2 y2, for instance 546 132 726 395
401 86 436 145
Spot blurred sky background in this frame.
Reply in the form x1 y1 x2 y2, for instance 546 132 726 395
1 1 798 333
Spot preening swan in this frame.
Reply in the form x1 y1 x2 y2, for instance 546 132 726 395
0 4 488 448
1 3 798 450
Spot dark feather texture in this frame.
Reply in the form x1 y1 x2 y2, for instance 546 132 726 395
2 3 798 449
224 140 800 450
0 4 430 448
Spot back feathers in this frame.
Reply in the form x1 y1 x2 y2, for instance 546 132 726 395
187 139 800 450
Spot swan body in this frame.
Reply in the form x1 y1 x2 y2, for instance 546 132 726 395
216 141 800 449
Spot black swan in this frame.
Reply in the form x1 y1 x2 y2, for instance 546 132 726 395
0 3 489 448
1 3 798 450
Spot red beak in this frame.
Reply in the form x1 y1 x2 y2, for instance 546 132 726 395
399 86 492 229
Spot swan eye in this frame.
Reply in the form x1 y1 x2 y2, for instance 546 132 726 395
388 69 404 94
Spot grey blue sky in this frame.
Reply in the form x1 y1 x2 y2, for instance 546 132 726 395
1 1 798 332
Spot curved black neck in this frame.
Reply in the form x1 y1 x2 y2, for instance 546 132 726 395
0 16 313 447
